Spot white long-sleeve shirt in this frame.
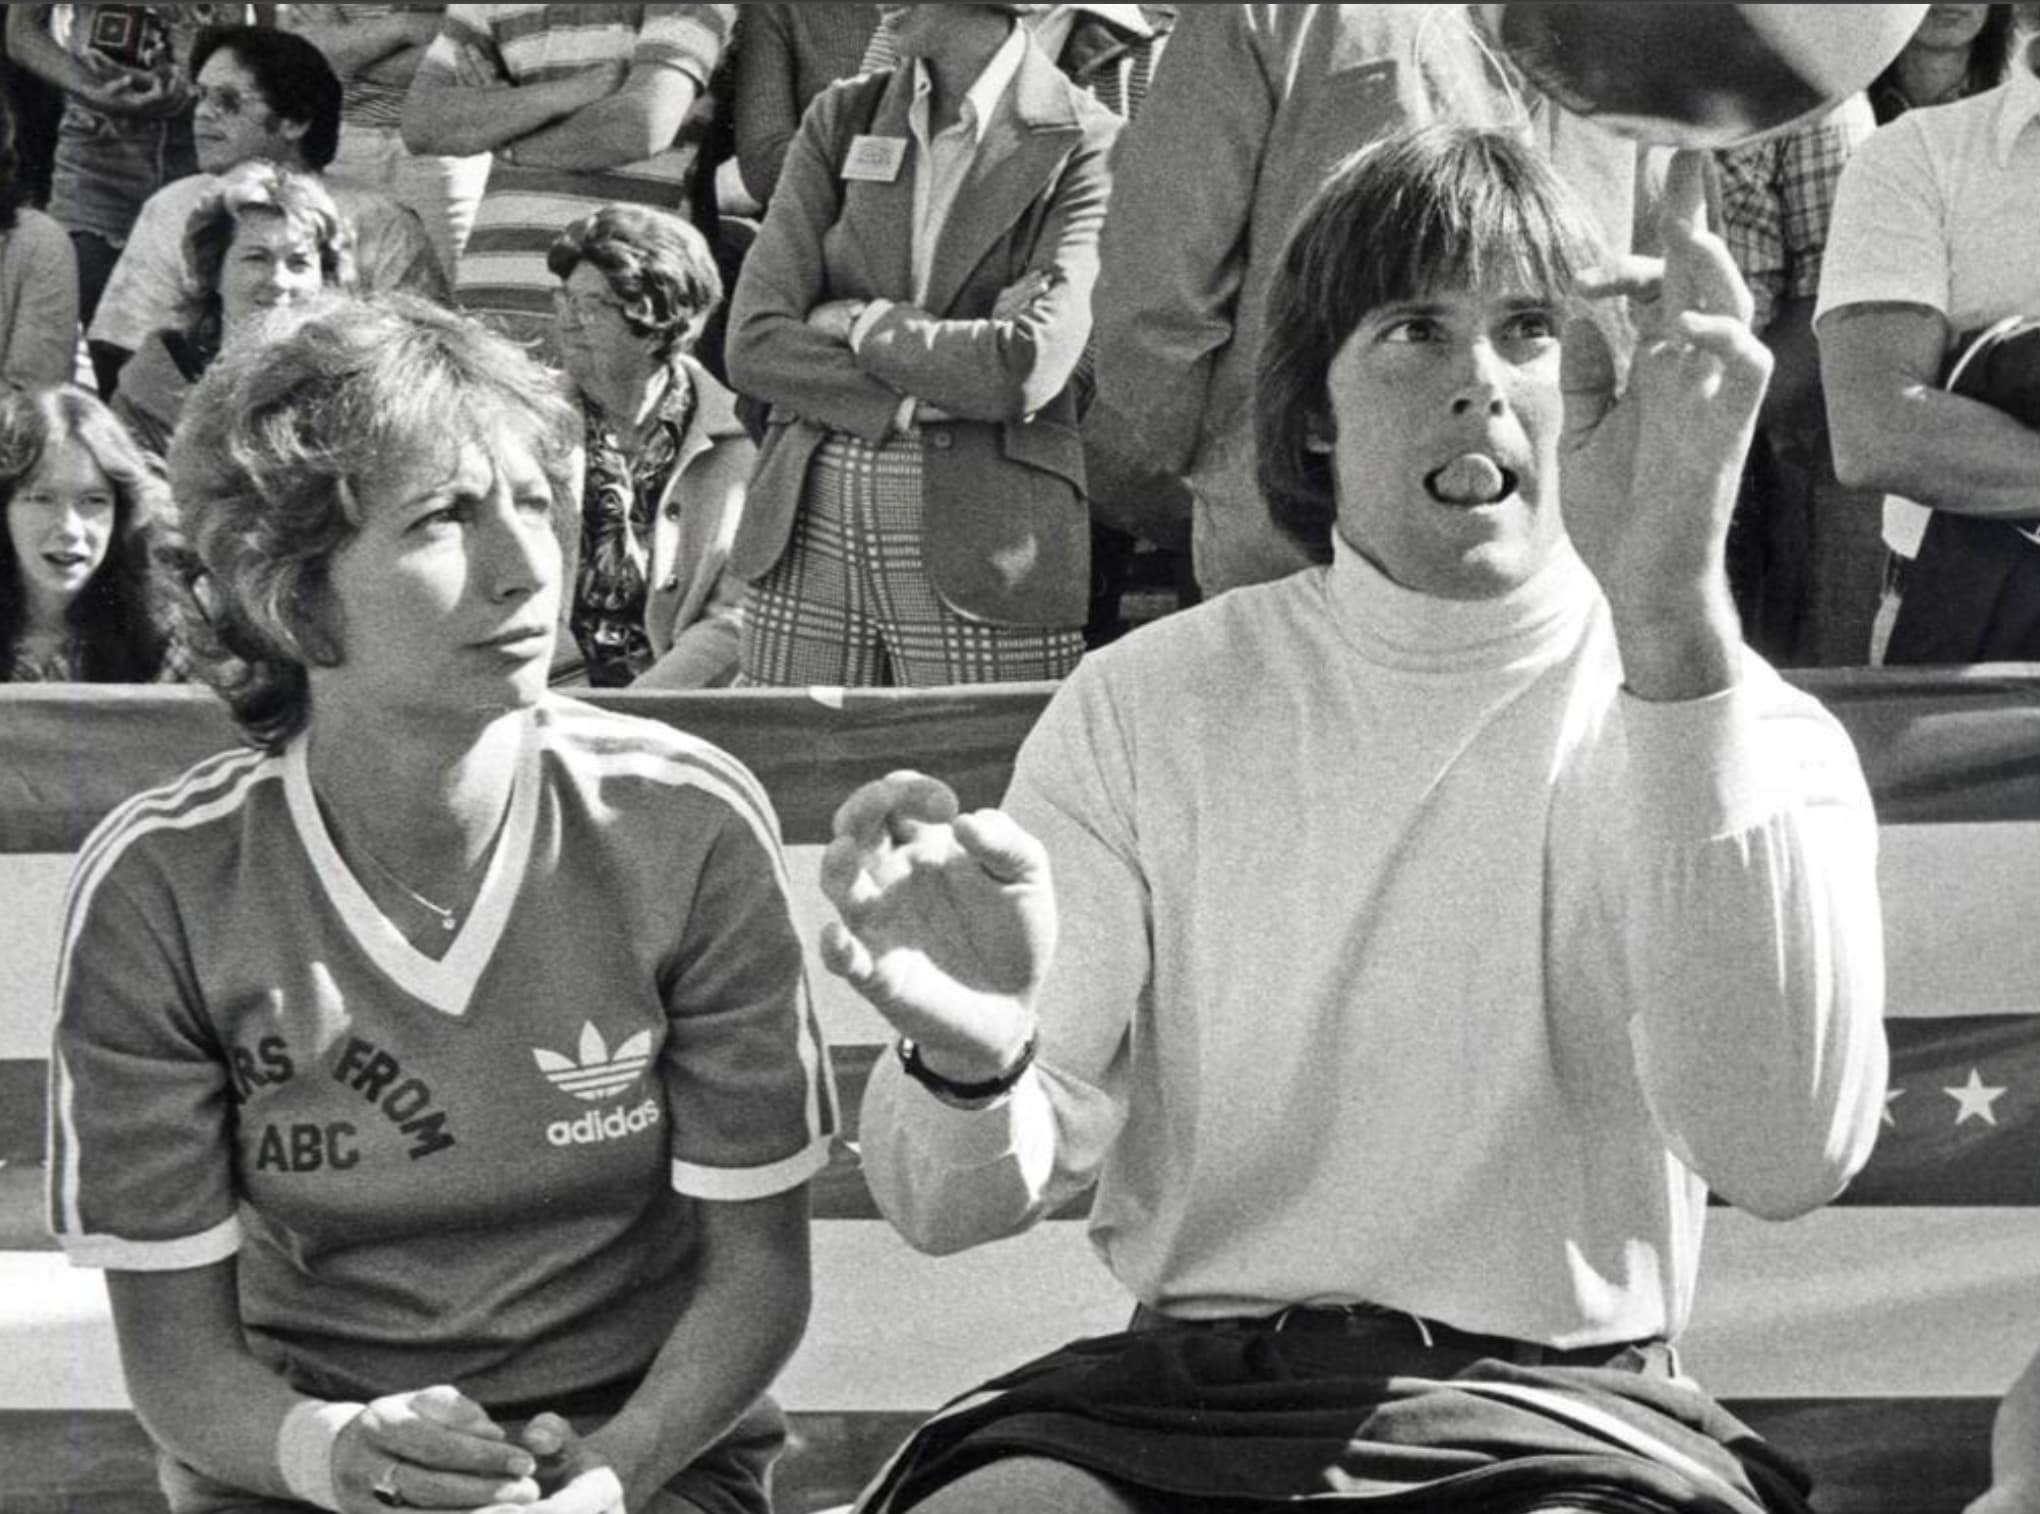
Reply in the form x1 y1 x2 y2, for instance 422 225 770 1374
862 536 1888 1348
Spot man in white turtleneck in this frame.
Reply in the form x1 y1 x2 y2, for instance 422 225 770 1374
820 126 1888 1514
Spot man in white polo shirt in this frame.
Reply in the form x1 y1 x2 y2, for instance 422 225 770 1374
1818 24 2040 663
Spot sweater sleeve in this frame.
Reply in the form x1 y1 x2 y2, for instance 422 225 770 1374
1580 661 1888 1220
732 5 803 207
0 211 79 389
859 664 1140 1255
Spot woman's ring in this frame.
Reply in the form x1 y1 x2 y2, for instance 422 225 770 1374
370 1458 408 1508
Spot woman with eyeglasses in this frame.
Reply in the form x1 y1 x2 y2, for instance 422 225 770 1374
110 159 356 461
50 293 833 1514
548 203 754 689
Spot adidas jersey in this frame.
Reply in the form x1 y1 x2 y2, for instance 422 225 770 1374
48 697 836 1405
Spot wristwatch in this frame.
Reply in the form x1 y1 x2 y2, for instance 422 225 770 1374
897 1031 1038 1105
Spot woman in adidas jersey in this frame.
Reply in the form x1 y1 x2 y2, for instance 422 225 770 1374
47 292 836 1514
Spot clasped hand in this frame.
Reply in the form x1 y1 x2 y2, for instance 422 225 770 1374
819 771 1054 1084
333 1388 627 1512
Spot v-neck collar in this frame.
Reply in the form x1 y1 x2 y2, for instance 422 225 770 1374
283 715 541 1017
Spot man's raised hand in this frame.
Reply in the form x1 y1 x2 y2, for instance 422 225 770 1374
819 771 1053 1085
1560 149 1771 699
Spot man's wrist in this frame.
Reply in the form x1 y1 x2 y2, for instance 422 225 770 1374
1608 583 1741 703
899 1029 1038 1107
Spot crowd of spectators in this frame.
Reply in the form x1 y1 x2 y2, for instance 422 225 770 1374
0 2 2032 691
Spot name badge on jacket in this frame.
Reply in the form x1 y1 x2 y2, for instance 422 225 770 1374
844 135 908 183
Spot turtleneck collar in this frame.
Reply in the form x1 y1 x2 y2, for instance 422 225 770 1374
1320 528 1601 672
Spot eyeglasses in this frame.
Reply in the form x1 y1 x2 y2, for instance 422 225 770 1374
193 82 272 119
551 287 630 327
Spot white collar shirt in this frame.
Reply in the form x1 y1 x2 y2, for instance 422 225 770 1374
904 23 1030 305
1993 43 2040 167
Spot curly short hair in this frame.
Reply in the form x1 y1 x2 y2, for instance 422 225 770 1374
168 294 582 749
546 203 724 366
0 386 179 681
1256 126 1606 561
178 161 356 366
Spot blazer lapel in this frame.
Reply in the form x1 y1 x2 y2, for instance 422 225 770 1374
922 43 1082 317
835 70 918 303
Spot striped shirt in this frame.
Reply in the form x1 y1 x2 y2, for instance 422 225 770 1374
283 4 447 129
427 4 733 348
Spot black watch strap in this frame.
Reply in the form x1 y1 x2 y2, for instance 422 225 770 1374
897 1031 1038 1103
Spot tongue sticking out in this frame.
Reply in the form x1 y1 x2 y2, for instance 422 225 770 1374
1426 454 1513 507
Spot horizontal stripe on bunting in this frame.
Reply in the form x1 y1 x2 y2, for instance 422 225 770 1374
6 1210 2038 1406
10 674 2038 852
0 686 1057 853
1801 665 2040 823
26 818 1986 1064
6 1017 2038 1211
13 675 2028 849
1881 822 2040 1018
1685 1205 2040 1398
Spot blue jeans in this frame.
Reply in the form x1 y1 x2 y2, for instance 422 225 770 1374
48 98 195 246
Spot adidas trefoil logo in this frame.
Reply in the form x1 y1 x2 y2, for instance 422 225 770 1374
533 1023 653 1102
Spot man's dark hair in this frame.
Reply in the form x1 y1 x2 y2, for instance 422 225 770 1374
191 25 344 171
1255 125 1605 560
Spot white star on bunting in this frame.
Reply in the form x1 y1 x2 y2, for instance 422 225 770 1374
1883 1088 1904 1127
1943 1069 2007 1127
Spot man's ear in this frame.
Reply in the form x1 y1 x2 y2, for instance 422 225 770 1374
278 114 311 151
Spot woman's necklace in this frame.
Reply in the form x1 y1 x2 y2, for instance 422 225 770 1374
347 831 464 935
